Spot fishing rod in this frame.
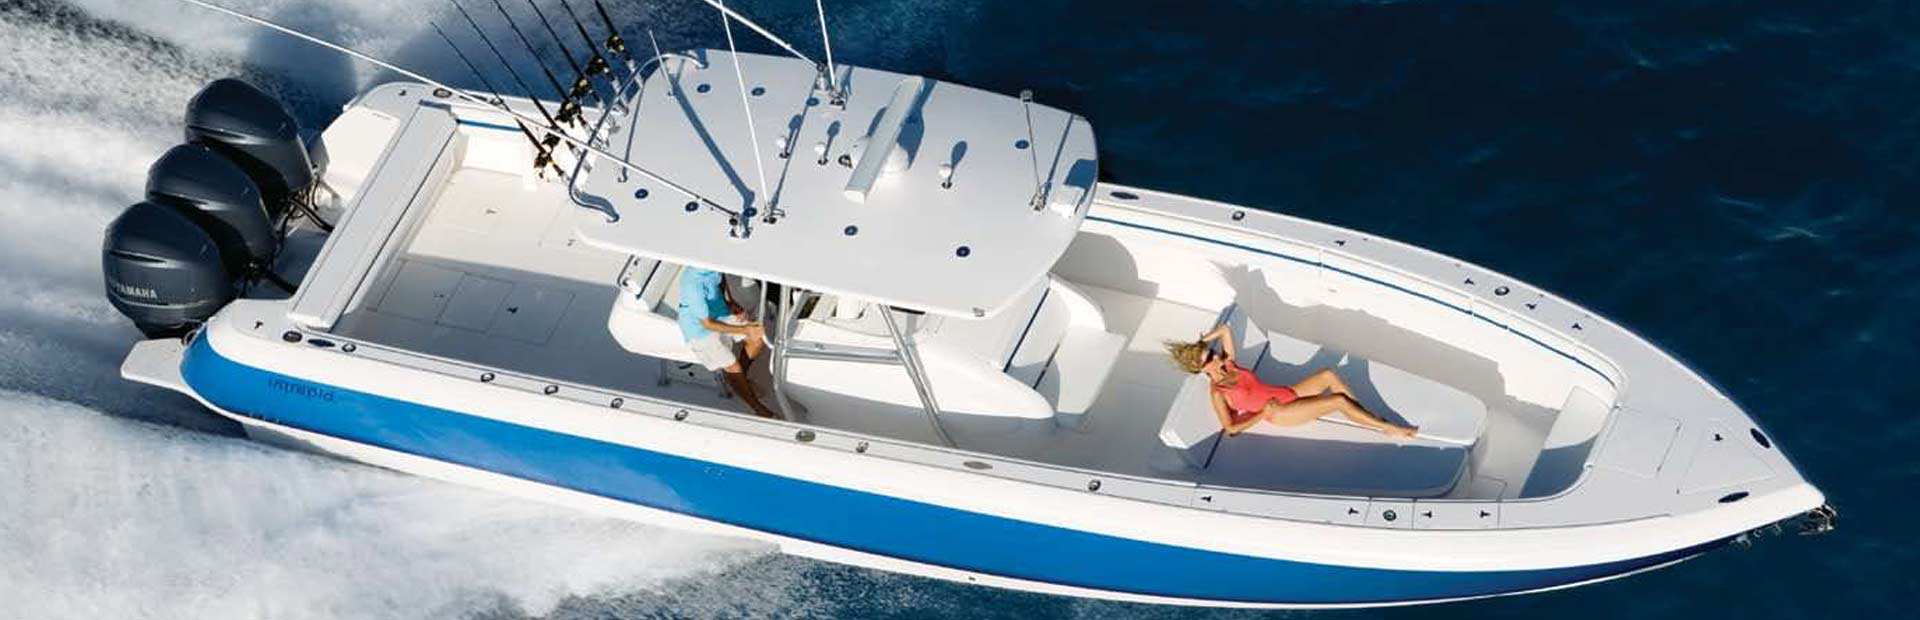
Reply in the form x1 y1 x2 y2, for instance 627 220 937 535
173 0 733 225
589 0 637 68
448 0 567 135
487 0 584 126
431 21 564 177
558 0 618 83
521 0 612 113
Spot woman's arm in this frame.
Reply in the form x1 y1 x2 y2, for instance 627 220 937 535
719 278 745 317
1212 389 1258 436
1202 322 1236 363
702 317 763 335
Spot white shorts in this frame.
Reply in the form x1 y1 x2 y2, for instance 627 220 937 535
688 316 745 371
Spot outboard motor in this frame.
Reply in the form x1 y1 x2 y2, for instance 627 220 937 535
145 144 277 279
102 201 235 338
183 78 313 214
104 77 317 337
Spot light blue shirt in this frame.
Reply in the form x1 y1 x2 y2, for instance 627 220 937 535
676 267 730 340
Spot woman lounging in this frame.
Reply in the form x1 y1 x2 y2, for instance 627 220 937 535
1167 323 1418 439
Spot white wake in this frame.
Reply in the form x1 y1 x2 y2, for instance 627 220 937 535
0 2 771 617
0 390 765 618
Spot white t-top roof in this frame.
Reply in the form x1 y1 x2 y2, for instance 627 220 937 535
571 50 1098 318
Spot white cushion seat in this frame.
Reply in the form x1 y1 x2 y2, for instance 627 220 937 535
1156 305 1489 498
607 259 701 363
928 276 1128 428
607 259 763 364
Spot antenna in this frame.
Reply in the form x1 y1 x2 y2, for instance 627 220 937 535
487 0 584 126
432 21 563 177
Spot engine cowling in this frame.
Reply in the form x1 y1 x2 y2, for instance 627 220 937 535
183 78 313 214
145 143 277 277
102 201 235 338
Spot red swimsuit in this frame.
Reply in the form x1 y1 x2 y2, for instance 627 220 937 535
1216 363 1298 424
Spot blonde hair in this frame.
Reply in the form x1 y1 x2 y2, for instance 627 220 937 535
1165 340 1210 374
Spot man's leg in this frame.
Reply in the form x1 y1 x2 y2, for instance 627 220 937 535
724 315 767 370
694 332 779 419
742 324 766 366
723 359 779 419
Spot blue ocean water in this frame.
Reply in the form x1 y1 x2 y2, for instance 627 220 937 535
0 0 1911 617
549 3 1917 617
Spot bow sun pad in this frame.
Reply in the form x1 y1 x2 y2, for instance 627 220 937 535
571 51 1098 318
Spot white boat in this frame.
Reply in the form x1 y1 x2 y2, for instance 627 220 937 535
105 1 1831 608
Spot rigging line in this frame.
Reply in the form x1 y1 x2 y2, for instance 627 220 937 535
813 0 838 94
171 0 723 216
719 2 773 216
692 0 817 68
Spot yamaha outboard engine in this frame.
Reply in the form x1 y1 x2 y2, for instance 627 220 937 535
104 77 316 338
102 201 235 338
184 78 313 214
145 144 277 278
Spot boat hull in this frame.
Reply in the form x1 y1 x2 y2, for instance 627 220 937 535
178 335 1724 608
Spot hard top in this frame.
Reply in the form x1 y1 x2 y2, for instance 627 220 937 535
571 50 1098 318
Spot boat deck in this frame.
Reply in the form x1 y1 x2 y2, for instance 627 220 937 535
330 162 1557 499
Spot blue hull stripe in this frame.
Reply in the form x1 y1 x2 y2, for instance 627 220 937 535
183 337 1712 605
456 119 523 133
1084 215 1617 389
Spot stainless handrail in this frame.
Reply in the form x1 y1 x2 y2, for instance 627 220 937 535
882 307 953 447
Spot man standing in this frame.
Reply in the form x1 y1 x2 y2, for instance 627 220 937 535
677 266 779 418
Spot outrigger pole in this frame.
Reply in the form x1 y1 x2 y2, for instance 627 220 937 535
172 0 728 222
691 0 817 67
688 0 841 99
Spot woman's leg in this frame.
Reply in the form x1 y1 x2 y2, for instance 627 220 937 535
1261 394 1417 438
1290 368 1357 398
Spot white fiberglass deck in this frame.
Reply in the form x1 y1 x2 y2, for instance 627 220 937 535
328 135 1562 500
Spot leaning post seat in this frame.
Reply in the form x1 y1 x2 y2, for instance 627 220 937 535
920 275 1126 427
606 257 700 364
607 258 768 394
1157 305 1489 498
